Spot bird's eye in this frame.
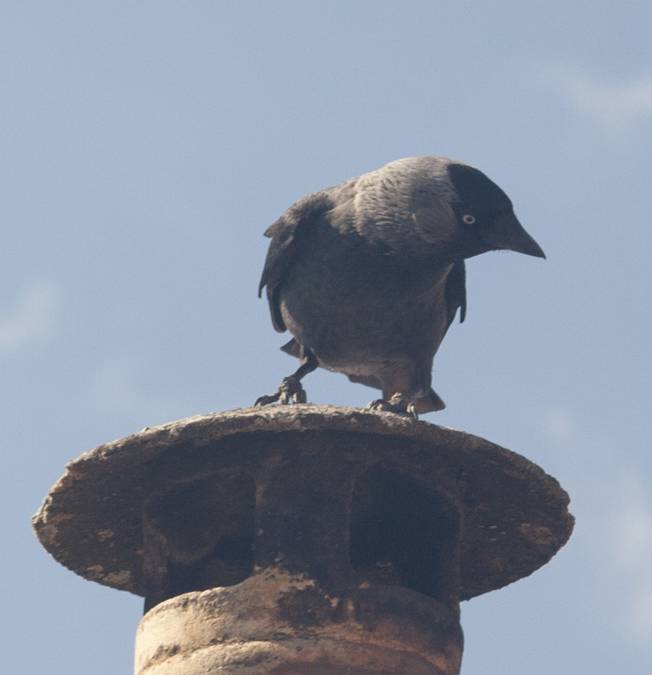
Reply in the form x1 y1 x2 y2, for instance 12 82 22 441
462 214 476 225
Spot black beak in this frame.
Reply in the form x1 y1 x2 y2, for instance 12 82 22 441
491 212 546 259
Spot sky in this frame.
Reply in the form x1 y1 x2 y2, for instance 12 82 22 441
2 1 651 673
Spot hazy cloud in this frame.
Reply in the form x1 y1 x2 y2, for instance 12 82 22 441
541 407 652 642
542 407 579 445
92 355 200 425
93 356 146 413
607 470 652 640
0 282 59 352
544 66 652 135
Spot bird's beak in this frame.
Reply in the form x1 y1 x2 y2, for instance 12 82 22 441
490 212 546 259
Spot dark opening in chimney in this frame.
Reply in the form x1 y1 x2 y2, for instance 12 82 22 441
350 464 459 604
144 471 255 608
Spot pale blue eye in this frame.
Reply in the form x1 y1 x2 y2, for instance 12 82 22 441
463 214 476 225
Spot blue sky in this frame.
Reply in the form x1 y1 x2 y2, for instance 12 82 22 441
2 2 651 673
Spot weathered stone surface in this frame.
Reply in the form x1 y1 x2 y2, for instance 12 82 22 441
34 404 574 674
33 404 574 601
135 568 462 675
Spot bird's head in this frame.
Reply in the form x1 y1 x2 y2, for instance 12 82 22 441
446 162 545 260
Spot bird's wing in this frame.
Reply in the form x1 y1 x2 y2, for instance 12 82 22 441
258 191 331 332
444 260 467 331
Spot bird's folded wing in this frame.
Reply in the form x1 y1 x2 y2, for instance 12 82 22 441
258 191 331 332
444 260 467 330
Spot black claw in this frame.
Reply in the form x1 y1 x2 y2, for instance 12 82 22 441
255 376 308 407
406 403 419 420
367 396 418 420
255 393 280 407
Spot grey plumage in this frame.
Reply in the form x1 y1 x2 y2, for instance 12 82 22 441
257 156 545 415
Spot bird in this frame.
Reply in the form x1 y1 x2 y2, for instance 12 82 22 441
255 155 545 416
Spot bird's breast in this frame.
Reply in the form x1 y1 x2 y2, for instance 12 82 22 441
279 236 452 373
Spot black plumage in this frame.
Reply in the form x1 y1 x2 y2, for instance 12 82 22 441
256 156 544 415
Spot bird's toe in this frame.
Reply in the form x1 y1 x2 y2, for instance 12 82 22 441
292 388 307 404
258 376 308 407
254 393 280 407
367 397 416 419
367 398 388 412
405 402 419 420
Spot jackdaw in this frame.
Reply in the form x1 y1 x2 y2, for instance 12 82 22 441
255 156 544 415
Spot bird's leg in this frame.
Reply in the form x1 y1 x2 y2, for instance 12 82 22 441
368 392 420 419
367 367 435 419
255 349 318 407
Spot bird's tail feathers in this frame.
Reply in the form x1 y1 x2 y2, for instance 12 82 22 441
280 338 302 358
414 388 446 413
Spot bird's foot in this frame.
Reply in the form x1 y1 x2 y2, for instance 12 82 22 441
255 375 307 407
367 394 418 419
